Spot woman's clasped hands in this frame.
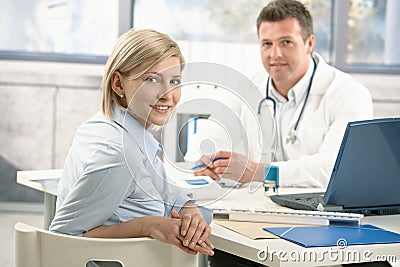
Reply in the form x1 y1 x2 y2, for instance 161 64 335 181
147 208 214 256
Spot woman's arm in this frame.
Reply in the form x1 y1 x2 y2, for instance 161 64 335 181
175 202 214 255
84 215 213 256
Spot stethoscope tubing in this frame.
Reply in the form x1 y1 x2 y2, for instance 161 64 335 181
258 56 317 143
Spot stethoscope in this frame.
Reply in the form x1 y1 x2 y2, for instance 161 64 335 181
258 57 317 144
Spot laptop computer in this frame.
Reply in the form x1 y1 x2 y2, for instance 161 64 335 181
270 118 400 215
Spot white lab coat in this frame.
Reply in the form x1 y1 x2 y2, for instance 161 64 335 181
252 53 374 188
184 53 373 188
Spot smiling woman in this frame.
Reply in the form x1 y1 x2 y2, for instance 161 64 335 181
113 56 182 129
101 29 185 121
49 28 214 259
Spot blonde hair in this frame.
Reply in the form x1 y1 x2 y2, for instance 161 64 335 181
101 28 185 119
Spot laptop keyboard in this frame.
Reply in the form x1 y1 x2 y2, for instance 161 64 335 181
270 192 333 211
296 196 324 208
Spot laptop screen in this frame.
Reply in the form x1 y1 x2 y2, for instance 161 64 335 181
324 118 400 209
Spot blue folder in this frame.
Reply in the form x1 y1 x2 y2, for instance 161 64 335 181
263 224 400 248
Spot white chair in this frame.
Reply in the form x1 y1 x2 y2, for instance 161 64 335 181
15 222 198 267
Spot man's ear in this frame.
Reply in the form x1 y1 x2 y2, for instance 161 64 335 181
306 34 315 55
111 71 124 97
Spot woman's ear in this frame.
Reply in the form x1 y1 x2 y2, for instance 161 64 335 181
111 71 125 98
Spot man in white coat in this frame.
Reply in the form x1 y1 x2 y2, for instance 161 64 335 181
201 1 374 266
195 0 373 189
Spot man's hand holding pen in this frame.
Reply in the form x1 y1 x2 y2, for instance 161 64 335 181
192 151 264 184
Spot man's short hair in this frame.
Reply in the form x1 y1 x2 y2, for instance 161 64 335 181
256 0 313 42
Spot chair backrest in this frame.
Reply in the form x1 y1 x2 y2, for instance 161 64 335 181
15 222 198 267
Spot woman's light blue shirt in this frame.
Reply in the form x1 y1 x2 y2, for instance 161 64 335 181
50 105 191 236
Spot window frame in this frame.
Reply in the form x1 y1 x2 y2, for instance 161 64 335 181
0 0 133 64
331 0 400 74
1 0 399 74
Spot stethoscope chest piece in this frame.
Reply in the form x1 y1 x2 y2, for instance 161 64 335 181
286 129 298 144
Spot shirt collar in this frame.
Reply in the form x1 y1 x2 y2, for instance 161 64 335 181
111 104 162 162
270 57 315 105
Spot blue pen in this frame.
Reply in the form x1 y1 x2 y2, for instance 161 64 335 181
191 157 223 170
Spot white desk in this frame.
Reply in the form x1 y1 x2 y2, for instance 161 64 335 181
209 186 400 266
17 170 400 266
